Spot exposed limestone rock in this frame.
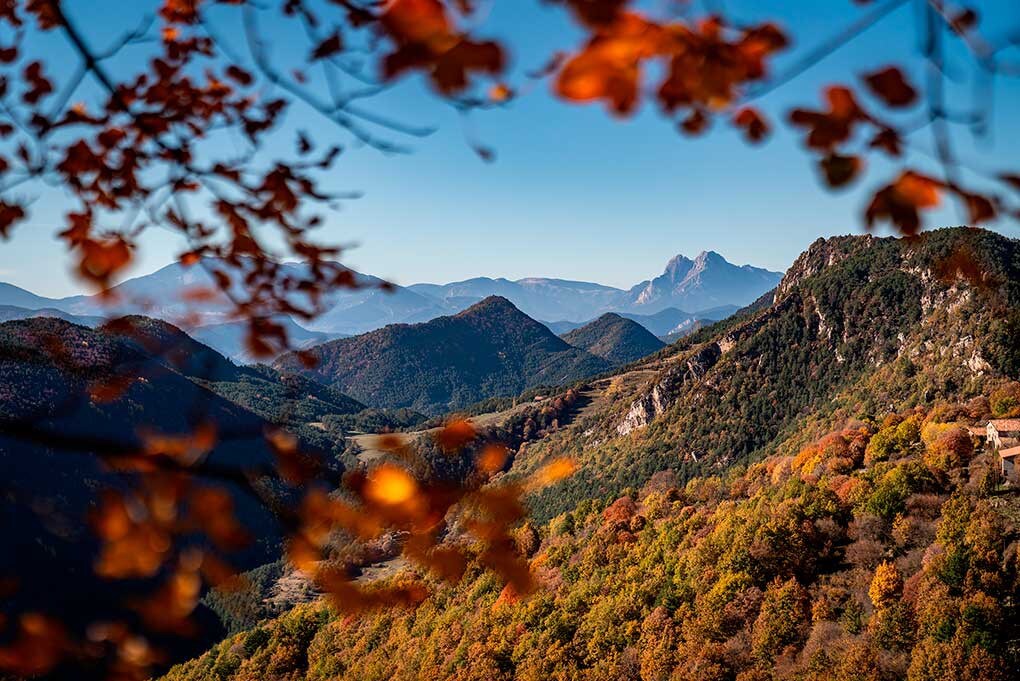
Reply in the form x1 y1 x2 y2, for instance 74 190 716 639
618 342 721 435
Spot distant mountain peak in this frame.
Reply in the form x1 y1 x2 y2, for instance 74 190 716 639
454 295 523 319
694 250 725 265
662 254 696 280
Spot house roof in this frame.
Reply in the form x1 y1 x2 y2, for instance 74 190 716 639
989 419 1020 432
1000 446 1020 460
967 425 987 436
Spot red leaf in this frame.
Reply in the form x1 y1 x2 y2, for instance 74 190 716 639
0 200 26 238
862 66 917 108
732 107 769 143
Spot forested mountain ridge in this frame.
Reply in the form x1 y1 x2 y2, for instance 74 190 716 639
561 313 666 364
275 296 612 415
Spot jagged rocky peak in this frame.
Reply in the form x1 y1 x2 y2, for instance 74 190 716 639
662 253 696 279
774 234 876 301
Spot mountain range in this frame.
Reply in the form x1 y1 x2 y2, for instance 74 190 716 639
275 296 616 415
0 251 781 361
408 250 781 321
6 226 1020 680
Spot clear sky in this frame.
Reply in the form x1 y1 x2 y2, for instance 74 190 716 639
2 0 1020 296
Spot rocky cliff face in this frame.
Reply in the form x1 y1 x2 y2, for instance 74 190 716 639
617 342 721 434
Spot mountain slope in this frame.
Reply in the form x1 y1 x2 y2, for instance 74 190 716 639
162 399 1020 681
0 318 295 662
0 282 63 309
0 303 104 326
561 313 665 364
98 316 372 444
276 296 612 414
506 227 1020 519
157 227 1020 681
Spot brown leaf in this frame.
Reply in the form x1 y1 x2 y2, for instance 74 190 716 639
862 66 917 108
957 190 996 224
732 107 769 143
864 171 942 235
0 614 67 677
819 153 862 188
950 8 978 33
869 128 902 156
225 65 253 86
0 200 25 238
22 60 53 104
788 86 867 150
25 0 60 30
680 109 708 135
999 174 1020 192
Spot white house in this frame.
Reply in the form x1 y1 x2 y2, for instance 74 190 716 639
986 419 1020 450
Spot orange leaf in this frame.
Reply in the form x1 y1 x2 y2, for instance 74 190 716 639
477 444 509 474
364 464 419 507
435 418 476 451
489 82 513 102
893 171 940 208
533 457 577 486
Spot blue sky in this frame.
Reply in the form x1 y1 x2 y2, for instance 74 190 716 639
2 0 1020 296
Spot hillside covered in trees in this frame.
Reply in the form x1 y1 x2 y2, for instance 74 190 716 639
276 297 612 415
162 400 1020 681
158 227 1020 681
562 313 666 365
